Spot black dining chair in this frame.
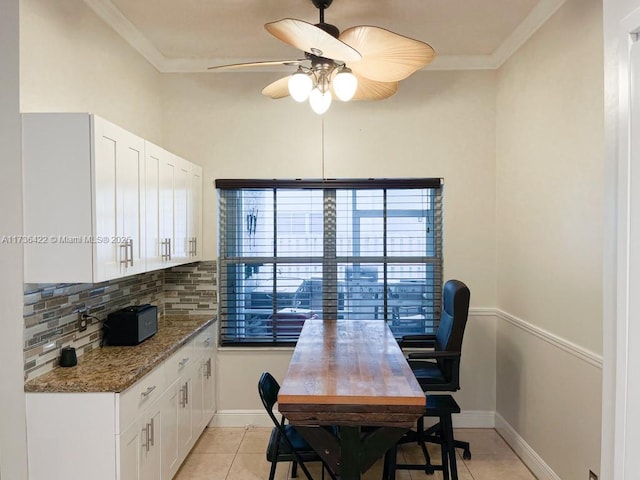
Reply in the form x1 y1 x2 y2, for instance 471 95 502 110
258 372 335 480
393 279 472 477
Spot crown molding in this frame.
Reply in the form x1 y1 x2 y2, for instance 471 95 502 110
83 0 165 70
83 0 568 73
491 0 568 68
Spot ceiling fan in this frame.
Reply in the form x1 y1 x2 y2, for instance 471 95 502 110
208 0 436 114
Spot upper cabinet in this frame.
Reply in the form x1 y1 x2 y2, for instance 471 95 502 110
22 113 203 283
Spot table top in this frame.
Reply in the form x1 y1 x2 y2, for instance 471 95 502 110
278 319 425 426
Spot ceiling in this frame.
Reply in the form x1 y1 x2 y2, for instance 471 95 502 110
84 0 566 72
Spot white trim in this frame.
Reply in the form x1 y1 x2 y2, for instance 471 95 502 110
82 0 568 73
213 409 495 429
492 0 568 68
495 309 603 369
82 0 166 70
453 410 495 428
495 413 561 480
212 409 277 428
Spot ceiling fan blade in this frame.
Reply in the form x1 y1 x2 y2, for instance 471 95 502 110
339 26 435 82
350 74 398 101
208 60 305 70
265 18 361 62
262 76 291 99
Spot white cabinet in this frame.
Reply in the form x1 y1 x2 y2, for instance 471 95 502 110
23 113 146 282
25 326 216 480
22 113 204 282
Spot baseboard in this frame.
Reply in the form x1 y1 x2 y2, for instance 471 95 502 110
212 409 496 429
212 410 274 427
495 413 561 480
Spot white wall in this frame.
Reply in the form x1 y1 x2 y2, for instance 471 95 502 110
160 70 499 416
0 0 29 478
20 0 163 143
495 0 604 478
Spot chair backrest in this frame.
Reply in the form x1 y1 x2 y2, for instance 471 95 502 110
434 279 470 382
258 371 284 428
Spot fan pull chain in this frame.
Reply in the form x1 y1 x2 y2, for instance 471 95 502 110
321 116 326 180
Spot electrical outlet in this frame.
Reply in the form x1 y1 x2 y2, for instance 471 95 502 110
77 309 88 332
589 470 598 480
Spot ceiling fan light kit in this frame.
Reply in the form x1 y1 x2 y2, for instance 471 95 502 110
209 0 436 114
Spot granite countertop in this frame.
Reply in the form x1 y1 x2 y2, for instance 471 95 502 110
24 314 216 394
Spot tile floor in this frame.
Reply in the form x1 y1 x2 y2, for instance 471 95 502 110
175 426 537 480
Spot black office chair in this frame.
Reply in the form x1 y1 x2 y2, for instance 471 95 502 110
395 279 472 476
258 372 336 480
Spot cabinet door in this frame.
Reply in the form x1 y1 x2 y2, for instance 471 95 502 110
202 356 215 423
140 407 162 480
177 377 193 458
173 157 191 263
93 116 145 281
145 142 165 272
161 382 180 480
119 423 140 480
93 116 120 281
188 163 203 261
117 129 146 277
159 155 178 267
192 361 205 432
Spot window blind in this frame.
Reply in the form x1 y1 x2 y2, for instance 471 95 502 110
216 178 443 346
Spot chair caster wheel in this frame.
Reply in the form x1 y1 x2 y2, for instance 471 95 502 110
463 450 471 460
424 465 435 475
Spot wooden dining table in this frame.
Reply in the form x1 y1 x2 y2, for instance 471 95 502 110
278 319 425 479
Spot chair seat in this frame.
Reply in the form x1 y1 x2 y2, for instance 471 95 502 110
425 394 461 416
408 359 447 384
266 425 320 463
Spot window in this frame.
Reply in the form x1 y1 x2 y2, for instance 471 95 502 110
216 178 443 346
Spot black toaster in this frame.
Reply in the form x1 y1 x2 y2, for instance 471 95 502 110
104 304 158 346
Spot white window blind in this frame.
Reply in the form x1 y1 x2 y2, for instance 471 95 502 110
216 178 443 346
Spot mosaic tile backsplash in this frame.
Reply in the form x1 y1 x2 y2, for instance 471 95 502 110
23 260 217 381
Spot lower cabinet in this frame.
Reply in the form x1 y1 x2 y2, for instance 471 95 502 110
25 325 216 480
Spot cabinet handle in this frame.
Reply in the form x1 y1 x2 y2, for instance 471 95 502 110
178 357 189 368
148 417 155 447
188 237 197 256
141 424 149 452
206 358 212 379
168 238 172 260
119 242 129 266
160 238 168 261
203 337 211 347
128 238 134 267
184 381 189 405
179 384 187 408
141 385 156 398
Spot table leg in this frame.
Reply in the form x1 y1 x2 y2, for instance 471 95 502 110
295 425 407 480
339 426 361 479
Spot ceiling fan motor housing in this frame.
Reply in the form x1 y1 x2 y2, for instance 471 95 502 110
311 0 333 9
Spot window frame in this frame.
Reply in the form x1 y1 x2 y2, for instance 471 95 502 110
216 178 444 346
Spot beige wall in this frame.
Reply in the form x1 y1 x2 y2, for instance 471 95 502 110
160 69 499 414
20 0 163 144
495 0 603 477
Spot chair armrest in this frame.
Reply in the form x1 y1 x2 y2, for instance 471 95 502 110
400 334 436 349
408 351 461 360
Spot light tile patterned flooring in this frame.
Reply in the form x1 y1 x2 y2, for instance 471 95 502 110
176 427 537 480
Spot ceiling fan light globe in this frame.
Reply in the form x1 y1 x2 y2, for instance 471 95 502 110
309 87 332 114
333 70 358 101
288 71 313 102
